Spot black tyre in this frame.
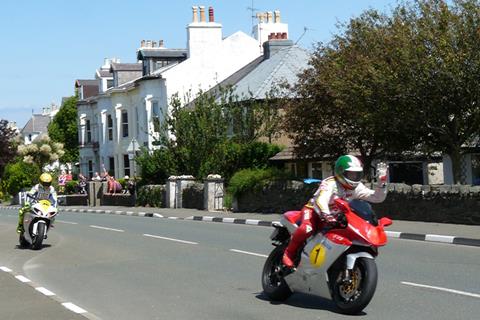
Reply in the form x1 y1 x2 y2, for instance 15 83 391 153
19 234 29 248
261 246 292 301
32 223 45 250
331 257 378 315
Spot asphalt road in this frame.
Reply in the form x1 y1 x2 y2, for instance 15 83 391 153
0 208 479 320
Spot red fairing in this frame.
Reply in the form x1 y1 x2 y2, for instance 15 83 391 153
331 211 388 247
284 210 302 225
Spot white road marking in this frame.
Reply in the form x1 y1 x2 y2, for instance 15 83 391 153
143 234 198 245
386 231 401 238
90 225 124 232
36 287 55 296
62 302 87 314
246 219 260 225
15 275 31 283
402 281 480 299
425 234 455 243
229 249 268 258
223 218 235 223
57 220 78 225
0 266 12 272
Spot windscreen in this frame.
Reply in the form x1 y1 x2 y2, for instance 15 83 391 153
349 199 378 226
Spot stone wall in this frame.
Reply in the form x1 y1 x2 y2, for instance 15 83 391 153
182 183 204 210
233 182 480 225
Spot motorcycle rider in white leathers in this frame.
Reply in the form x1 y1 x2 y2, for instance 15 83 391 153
17 173 58 234
282 155 388 268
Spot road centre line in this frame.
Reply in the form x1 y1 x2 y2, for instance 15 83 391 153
62 302 87 314
143 234 198 245
0 266 12 272
36 287 55 296
15 275 31 283
229 249 268 258
57 220 78 225
402 281 480 299
90 225 124 232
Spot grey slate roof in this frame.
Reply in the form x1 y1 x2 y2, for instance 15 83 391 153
220 43 311 100
21 114 50 134
97 69 113 78
75 79 98 87
137 48 187 60
110 63 143 72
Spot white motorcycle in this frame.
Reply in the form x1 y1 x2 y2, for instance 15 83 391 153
19 197 58 250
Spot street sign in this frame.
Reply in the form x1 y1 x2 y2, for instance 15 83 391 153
126 138 140 153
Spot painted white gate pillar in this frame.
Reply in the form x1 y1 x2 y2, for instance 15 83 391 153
204 174 224 211
165 176 178 208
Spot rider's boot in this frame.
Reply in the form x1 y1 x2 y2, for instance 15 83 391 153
16 208 25 234
282 235 305 268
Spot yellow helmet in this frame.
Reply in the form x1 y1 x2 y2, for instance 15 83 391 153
39 173 53 187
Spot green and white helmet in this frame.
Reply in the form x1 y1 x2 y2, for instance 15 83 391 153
334 155 363 189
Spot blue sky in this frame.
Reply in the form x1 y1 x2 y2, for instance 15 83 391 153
0 0 398 128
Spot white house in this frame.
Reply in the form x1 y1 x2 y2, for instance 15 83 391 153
77 6 289 179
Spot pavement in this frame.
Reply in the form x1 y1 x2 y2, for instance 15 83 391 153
2 204 478 247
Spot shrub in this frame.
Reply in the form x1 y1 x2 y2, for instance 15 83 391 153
1 160 40 195
228 167 292 197
137 185 165 207
65 180 78 194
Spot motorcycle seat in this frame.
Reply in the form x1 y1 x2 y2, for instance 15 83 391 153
283 210 302 226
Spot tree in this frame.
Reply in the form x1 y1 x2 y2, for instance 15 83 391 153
48 95 79 163
137 88 282 183
0 119 18 177
17 134 65 171
285 0 480 182
285 8 421 173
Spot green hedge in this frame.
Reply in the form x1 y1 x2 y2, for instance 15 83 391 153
137 185 165 207
228 168 293 197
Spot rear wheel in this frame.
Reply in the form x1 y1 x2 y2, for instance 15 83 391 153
261 245 292 301
331 257 378 315
32 223 46 250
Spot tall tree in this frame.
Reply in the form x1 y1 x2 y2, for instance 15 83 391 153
48 95 79 163
0 119 18 177
285 0 480 182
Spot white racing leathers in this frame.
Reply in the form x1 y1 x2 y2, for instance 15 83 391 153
306 176 387 218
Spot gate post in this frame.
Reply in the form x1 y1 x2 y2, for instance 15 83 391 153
166 176 178 208
204 174 224 211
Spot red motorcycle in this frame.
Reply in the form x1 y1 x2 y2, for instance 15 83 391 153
262 198 392 314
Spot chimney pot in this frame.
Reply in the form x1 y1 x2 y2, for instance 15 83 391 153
152 41 157 47
159 40 164 48
282 32 287 39
276 32 282 39
199 6 206 22
267 11 273 23
141 40 146 47
208 6 214 22
192 6 198 22
256 12 265 23
274 10 281 23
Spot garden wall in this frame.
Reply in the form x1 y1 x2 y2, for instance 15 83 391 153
233 182 480 225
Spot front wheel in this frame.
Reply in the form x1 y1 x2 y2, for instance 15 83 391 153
32 223 46 250
261 245 292 301
331 257 378 315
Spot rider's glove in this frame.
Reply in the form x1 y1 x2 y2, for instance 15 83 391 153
322 214 338 226
376 162 388 187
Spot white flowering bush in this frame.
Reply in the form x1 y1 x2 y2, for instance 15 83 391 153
17 134 65 170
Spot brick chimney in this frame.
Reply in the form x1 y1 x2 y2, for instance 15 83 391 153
253 9 289 53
